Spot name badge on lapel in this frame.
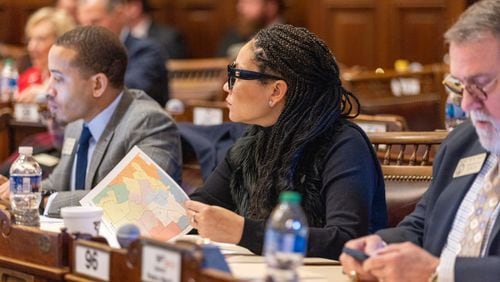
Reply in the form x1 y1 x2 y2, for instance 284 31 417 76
453 153 487 178
62 138 76 155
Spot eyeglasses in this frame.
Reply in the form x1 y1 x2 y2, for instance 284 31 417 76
442 74 498 100
227 64 284 90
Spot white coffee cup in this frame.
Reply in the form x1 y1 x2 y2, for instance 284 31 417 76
61 206 103 236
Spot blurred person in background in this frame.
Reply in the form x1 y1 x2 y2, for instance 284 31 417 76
56 0 79 23
0 7 75 178
78 0 169 106
125 0 187 59
14 7 75 103
217 0 284 59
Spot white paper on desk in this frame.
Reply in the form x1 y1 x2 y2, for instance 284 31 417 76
229 260 327 281
80 146 192 248
39 215 64 233
176 235 255 255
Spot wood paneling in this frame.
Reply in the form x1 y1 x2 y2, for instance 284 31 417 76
0 0 466 66
0 0 52 44
307 0 465 68
389 1 446 65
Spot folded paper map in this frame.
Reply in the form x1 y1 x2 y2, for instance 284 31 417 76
81 146 192 247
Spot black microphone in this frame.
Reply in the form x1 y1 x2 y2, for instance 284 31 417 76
117 223 141 248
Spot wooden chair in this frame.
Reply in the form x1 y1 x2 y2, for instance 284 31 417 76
368 131 448 165
167 58 229 101
353 113 408 132
368 131 448 227
343 64 448 131
167 100 230 193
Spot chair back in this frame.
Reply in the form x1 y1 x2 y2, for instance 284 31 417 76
368 131 448 227
368 131 448 165
167 58 229 101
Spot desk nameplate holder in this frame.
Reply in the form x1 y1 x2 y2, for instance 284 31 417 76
0 209 71 281
68 237 205 282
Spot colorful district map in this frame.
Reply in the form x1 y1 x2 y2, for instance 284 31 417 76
81 146 192 246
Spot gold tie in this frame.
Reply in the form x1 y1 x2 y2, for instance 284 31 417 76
459 159 500 257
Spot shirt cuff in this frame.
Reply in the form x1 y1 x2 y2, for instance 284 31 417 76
437 256 455 282
43 192 58 216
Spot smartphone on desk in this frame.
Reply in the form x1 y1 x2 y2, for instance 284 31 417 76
342 246 370 262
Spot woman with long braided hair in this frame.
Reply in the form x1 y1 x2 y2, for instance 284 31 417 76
186 24 387 259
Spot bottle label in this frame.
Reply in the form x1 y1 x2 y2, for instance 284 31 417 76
10 175 41 194
264 229 307 255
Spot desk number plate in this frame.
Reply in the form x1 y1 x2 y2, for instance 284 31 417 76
75 245 110 281
141 244 181 282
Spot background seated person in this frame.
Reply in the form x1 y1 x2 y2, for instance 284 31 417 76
78 0 169 106
56 0 79 23
217 0 285 59
0 26 181 217
0 7 75 177
126 0 187 59
14 7 75 103
340 1 500 281
186 24 387 260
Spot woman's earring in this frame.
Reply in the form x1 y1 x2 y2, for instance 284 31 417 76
268 100 273 107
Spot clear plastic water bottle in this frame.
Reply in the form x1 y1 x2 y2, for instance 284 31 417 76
9 146 42 226
263 191 309 282
444 91 467 131
0 58 19 102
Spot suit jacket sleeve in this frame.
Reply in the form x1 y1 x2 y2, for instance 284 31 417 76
124 36 168 106
44 90 181 217
377 122 500 281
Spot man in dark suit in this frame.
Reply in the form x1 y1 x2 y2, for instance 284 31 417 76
126 0 187 59
340 1 500 281
78 0 169 106
0 26 181 216
216 0 284 58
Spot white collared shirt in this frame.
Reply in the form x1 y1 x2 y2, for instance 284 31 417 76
69 92 124 190
44 92 124 216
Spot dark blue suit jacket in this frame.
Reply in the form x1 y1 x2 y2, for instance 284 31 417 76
377 121 500 281
124 34 168 107
148 22 186 59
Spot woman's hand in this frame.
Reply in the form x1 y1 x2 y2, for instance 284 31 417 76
185 200 244 244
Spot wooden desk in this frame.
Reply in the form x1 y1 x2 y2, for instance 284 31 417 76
0 210 70 281
226 255 349 282
0 214 349 282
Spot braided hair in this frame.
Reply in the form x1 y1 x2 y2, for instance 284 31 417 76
229 24 359 223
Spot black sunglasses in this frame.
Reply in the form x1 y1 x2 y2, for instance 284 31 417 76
227 64 284 90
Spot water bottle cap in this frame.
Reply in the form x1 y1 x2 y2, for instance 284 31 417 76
18 146 33 156
4 58 13 66
279 191 301 203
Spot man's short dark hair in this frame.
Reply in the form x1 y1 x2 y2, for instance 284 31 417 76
54 25 128 88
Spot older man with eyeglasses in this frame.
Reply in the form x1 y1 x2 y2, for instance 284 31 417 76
340 1 500 282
